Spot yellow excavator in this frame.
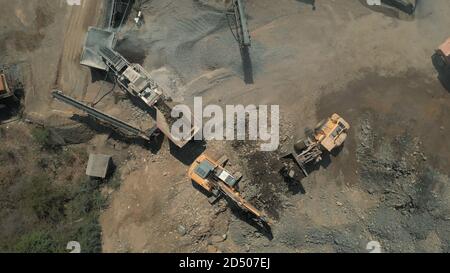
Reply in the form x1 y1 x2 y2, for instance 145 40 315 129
281 113 350 177
188 153 270 226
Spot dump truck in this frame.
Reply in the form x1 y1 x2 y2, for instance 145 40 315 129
189 153 270 226
281 113 350 177
433 37 450 73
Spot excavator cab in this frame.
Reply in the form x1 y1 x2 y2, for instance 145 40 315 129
189 154 217 193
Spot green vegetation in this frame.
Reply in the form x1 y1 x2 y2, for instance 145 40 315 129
23 175 68 224
0 125 120 253
14 231 57 253
2 174 107 253
31 127 52 148
108 170 123 190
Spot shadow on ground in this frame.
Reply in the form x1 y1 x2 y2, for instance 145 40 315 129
432 53 450 92
71 115 165 154
241 46 254 84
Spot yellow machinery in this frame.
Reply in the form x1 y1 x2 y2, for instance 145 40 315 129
433 37 450 71
188 153 270 226
282 113 350 177
432 37 450 89
0 73 12 100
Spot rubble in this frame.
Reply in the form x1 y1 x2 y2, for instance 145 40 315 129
2 0 450 254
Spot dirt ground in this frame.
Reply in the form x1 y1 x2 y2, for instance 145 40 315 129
1 0 450 253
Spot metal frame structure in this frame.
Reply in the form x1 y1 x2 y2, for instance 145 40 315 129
52 90 155 140
98 47 162 108
108 0 133 29
228 0 251 49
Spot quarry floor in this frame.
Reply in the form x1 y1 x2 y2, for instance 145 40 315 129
1 0 450 252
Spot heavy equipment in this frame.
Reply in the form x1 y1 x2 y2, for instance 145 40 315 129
0 73 12 100
227 0 254 84
99 47 162 108
365 0 417 15
228 0 251 49
281 113 350 177
433 37 450 73
189 153 270 226
98 47 200 148
52 90 158 140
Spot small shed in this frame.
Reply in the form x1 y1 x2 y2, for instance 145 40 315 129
86 154 112 179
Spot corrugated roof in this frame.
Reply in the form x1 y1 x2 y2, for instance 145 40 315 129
86 154 112 178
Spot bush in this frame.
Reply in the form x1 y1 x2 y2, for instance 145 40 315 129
31 127 51 148
14 231 57 253
61 178 105 253
67 178 106 219
108 171 122 190
75 215 102 253
24 175 67 224
1 127 106 253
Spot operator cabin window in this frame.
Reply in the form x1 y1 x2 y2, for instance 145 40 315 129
331 124 345 138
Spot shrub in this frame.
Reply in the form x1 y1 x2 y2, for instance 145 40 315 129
24 175 67 224
108 171 122 190
75 215 102 253
14 231 57 253
31 127 51 148
67 178 106 219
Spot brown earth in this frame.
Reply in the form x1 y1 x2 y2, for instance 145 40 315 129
1 0 450 253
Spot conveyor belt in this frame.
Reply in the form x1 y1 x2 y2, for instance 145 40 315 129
52 90 150 139
233 0 251 47
99 47 128 72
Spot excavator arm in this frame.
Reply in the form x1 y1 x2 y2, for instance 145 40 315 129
217 181 270 225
